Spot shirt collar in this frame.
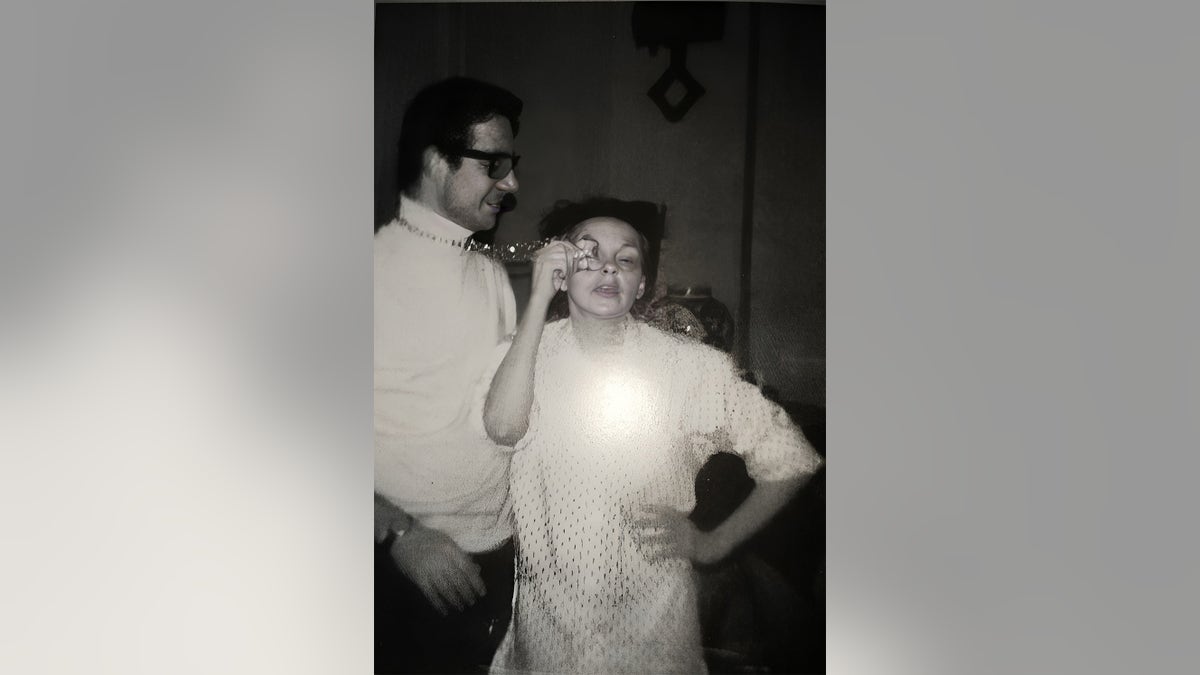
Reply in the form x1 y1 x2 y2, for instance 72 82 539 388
398 195 474 245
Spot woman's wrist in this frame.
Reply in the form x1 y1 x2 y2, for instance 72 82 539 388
528 289 556 312
696 528 732 564
522 297 555 328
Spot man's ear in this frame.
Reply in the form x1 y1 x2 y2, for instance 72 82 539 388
422 147 448 182
636 276 646 299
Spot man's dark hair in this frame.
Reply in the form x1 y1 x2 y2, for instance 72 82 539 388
537 196 667 321
396 77 524 198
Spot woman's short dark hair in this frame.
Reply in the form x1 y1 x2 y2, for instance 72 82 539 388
396 77 523 197
537 196 667 321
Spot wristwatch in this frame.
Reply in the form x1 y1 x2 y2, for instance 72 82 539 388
386 513 414 544
389 520 410 541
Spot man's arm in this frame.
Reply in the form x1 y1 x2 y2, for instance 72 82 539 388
375 491 413 543
375 492 486 615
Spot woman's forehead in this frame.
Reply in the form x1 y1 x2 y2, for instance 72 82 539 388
573 217 639 245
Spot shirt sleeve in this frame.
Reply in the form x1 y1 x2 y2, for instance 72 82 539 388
682 345 823 482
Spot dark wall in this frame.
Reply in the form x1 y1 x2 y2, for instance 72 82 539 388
750 3 825 406
376 2 824 406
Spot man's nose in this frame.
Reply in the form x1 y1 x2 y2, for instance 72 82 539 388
496 169 519 192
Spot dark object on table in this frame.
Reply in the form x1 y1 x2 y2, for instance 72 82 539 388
663 285 735 353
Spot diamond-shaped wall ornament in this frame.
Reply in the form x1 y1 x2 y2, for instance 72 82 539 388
632 2 726 124
647 47 707 123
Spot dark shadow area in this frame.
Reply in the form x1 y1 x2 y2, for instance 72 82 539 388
692 410 825 674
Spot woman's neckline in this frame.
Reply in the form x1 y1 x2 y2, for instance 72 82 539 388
566 314 636 353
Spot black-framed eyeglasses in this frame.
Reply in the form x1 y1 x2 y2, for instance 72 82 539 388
572 240 605 271
448 148 520 180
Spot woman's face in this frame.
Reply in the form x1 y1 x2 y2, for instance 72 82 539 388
565 218 646 322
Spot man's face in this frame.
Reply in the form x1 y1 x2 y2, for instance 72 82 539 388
431 116 519 232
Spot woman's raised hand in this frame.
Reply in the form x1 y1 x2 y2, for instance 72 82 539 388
529 239 583 307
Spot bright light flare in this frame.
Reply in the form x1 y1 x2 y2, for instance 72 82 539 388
567 365 663 465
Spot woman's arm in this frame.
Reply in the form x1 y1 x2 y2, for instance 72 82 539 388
698 475 806 563
637 343 824 564
483 241 578 446
636 475 808 564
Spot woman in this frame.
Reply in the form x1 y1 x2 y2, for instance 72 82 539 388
483 198 822 674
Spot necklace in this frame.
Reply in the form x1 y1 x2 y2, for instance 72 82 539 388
397 216 473 249
398 217 550 264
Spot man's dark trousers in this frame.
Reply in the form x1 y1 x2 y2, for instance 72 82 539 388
375 540 515 674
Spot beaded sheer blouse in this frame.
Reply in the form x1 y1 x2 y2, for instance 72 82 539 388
486 319 821 674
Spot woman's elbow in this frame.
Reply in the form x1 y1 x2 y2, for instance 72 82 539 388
484 417 527 447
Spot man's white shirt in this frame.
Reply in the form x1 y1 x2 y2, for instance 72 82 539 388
374 196 517 553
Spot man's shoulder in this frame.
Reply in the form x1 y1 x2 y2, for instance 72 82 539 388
374 219 406 253
375 219 438 265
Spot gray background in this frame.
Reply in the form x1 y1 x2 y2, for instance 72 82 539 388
2 0 1198 673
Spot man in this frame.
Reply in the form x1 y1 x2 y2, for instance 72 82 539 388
374 77 522 674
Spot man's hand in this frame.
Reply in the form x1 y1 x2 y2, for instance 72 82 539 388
389 523 487 615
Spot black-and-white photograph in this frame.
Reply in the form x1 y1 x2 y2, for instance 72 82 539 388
374 2 826 673
12 0 1200 673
